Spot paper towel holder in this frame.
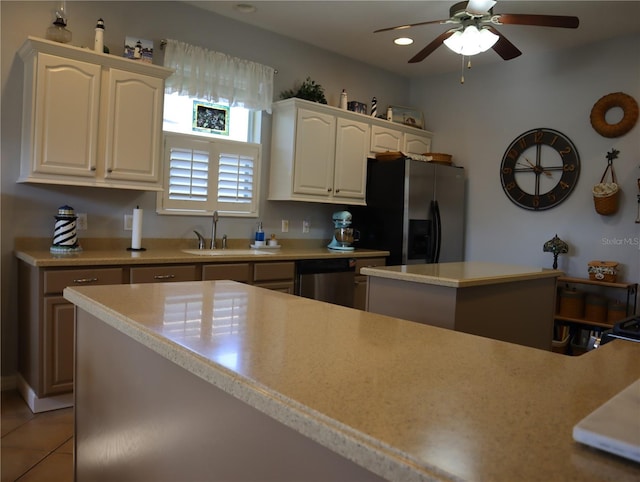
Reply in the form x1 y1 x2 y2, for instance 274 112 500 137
127 206 146 251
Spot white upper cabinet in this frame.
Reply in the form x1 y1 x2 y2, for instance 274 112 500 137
370 122 432 156
18 37 173 191
269 98 433 205
103 69 164 183
403 131 432 156
334 117 369 199
370 125 403 153
269 99 369 205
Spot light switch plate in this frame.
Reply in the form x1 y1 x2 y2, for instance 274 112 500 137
302 219 310 233
281 220 289 232
76 213 87 231
124 214 133 231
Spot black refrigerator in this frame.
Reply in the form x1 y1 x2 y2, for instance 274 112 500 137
351 158 465 266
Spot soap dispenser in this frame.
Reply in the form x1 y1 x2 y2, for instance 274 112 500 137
255 222 265 246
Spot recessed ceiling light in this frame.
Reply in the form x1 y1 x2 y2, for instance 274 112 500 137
394 37 414 46
234 3 256 13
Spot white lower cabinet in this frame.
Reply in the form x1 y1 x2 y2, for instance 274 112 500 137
18 36 172 190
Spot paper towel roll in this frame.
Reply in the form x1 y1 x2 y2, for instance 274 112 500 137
131 208 143 250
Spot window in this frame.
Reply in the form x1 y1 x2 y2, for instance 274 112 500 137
163 93 259 143
157 133 260 217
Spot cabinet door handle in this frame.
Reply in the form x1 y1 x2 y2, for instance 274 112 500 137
327 188 332 192
72 277 99 284
153 274 176 280
335 189 340 193
107 168 113 173
90 166 96 171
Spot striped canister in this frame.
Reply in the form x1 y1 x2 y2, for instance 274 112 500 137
50 205 82 253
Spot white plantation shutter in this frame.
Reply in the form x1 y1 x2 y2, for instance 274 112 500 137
158 133 260 216
218 154 254 204
168 146 209 202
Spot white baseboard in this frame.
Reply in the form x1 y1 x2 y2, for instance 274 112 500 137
16 373 73 413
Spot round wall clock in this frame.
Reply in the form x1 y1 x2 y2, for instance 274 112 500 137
500 128 580 211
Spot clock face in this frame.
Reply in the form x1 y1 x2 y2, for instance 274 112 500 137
500 128 580 210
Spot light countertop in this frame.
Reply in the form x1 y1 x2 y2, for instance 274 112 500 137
64 280 640 482
361 261 562 287
15 245 388 268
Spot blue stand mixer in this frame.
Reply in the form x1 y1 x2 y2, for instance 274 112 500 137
328 211 358 251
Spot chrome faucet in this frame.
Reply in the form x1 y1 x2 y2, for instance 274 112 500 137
193 230 205 249
210 210 219 249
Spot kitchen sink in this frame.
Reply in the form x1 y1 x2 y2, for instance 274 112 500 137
181 249 276 256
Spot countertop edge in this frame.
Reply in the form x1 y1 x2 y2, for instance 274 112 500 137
361 265 562 287
16 248 390 267
63 284 452 482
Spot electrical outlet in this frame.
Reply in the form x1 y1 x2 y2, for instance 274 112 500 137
302 219 310 233
281 220 289 232
124 214 133 231
76 213 87 231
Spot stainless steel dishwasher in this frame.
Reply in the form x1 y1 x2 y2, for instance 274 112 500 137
296 258 356 308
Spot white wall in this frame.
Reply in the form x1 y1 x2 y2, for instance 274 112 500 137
0 1 411 381
410 33 640 283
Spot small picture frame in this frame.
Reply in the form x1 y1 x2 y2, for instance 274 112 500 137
124 37 153 63
192 101 230 136
389 105 425 129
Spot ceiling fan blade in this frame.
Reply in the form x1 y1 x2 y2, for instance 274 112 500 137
466 0 497 16
493 13 579 28
486 26 522 60
374 19 449 34
408 30 456 63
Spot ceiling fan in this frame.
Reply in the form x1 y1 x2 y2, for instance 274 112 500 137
374 0 579 64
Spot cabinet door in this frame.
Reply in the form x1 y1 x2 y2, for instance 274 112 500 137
43 296 74 396
254 281 295 294
293 108 336 196
404 132 432 156
370 125 402 153
130 265 199 283
334 117 369 200
202 263 251 282
33 53 101 177
104 69 164 184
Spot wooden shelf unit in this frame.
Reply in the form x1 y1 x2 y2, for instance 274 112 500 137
556 276 637 329
553 276 637 355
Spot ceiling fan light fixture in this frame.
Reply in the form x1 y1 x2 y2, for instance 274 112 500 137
394 37 414 46
443 25 498 56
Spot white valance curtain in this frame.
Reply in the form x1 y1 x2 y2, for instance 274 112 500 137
163 39 275 113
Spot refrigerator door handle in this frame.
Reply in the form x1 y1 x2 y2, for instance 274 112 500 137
428 200 437 263
434 200 442 263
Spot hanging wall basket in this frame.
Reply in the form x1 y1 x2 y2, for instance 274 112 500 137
593 150 620 216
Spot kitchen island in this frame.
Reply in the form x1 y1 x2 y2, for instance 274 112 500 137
362 261 562 350
64 280 640 482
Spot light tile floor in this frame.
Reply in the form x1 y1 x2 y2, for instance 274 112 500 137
1 391 73 482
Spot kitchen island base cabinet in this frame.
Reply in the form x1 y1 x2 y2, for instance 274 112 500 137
74 308 385 482
367 276 557 350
